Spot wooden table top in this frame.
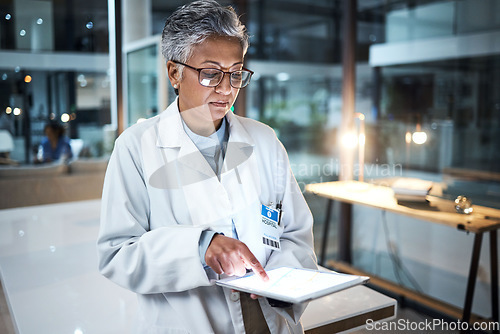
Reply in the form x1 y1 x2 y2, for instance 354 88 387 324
306 180 500 234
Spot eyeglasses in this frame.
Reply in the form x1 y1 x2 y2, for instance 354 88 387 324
172 60 254 89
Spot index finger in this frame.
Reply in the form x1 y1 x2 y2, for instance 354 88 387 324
241 253 269 282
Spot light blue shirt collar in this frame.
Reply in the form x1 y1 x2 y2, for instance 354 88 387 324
181 117 228 157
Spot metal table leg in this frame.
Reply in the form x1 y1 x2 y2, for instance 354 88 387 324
462 233 483 323
490 231 499 326
319 199 333 266
338 202 352 264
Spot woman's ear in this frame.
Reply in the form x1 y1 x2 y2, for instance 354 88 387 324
166 61 180 89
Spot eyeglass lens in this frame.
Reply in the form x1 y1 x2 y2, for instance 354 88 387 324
199 69 251 88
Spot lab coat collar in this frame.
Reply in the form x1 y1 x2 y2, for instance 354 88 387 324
155 99 214 178
155 99 185 149
155 99 255 178
222 109 255 173
156 99 256 149
225 109 255 148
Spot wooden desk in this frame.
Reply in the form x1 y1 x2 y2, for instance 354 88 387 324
306 180 500 326
0 199 395 333
302 285 396 333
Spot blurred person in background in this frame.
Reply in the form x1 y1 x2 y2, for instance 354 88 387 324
35 121 73 163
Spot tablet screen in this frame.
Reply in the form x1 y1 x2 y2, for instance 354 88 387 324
216 267 368 304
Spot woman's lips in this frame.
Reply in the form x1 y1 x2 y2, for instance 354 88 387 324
210 101 229 108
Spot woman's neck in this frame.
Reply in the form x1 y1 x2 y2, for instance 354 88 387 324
180 110 223 137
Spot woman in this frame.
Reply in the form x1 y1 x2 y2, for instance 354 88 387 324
37 121 73 163
97 1 317 333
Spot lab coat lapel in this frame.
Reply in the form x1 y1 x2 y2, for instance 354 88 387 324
155 100 216 180
223 111 255 174
177 142 215 179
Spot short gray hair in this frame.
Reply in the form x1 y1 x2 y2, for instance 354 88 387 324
161 0 249 64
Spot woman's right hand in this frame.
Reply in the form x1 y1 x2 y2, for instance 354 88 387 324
205 234 269 282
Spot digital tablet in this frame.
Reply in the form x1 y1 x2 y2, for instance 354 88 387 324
216 267 369 304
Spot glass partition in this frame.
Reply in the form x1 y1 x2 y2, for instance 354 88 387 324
124 37 170 127
126 44 159 126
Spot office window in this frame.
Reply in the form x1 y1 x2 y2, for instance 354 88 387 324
0 0 112 164
369 0 500 208
0 0 108 52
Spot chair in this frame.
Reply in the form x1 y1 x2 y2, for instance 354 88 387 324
0 130 16 165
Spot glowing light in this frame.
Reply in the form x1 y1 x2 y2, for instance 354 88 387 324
36 18 43 25
276 73 290 82
6 107 12 114
19 29 26 37
14 66 21 73
405 131 412 144
86 21 93 29
13 108 22 116
24 75 32 83
341 132 358 149
61 113 70 123
77 74 88 87
412 131 427 145
5 14 11 20
2 73 7 80
74 327 84 334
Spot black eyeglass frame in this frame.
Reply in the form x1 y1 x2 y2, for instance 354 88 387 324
171 60 254 89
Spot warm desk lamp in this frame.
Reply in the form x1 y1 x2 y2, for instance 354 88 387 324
340 112 366 183
405 123 427 167
412 123 427 145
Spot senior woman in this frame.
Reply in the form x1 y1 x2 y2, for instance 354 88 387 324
97 1 317 333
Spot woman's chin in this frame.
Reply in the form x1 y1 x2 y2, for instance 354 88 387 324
208 105 231 121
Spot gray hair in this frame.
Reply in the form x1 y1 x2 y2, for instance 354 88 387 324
161 0 249 64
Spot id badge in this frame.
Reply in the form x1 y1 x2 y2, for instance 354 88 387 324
261 204 281 251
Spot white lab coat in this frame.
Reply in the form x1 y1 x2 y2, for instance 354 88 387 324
97 99 317 333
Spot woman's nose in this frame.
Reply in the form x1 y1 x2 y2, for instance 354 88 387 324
215 73 232 95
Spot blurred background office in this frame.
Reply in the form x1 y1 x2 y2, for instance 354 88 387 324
0 0 499 325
